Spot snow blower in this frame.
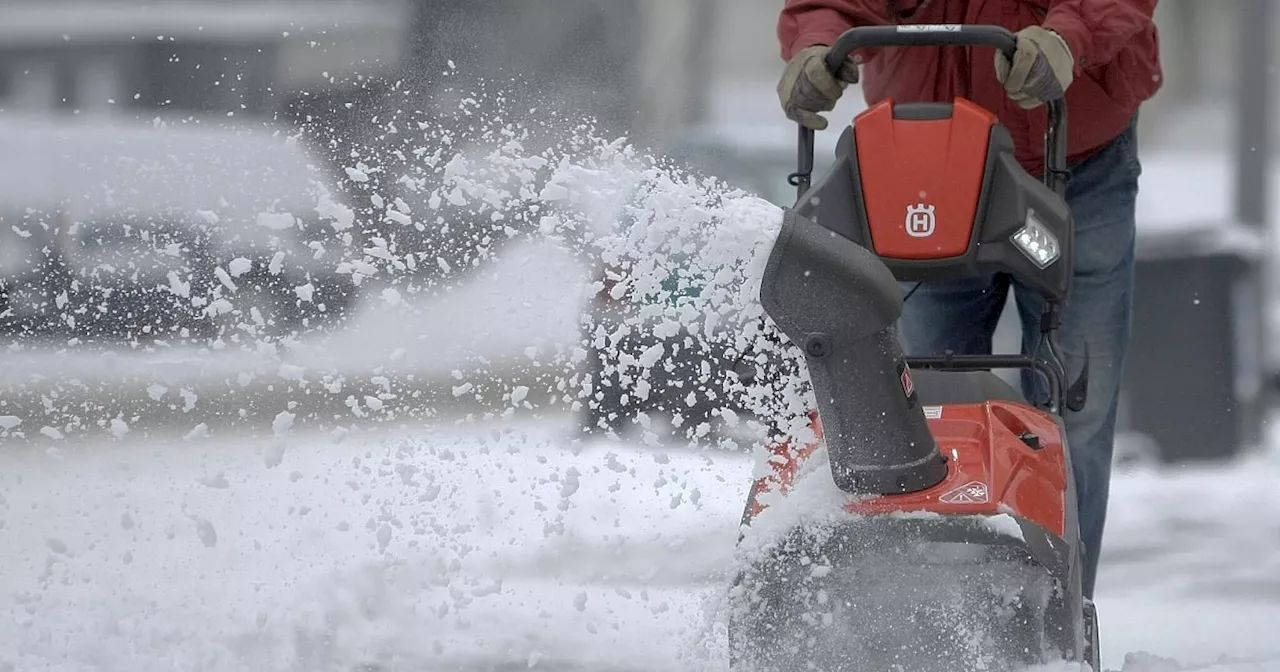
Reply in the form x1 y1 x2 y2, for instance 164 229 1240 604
727 25 1098 671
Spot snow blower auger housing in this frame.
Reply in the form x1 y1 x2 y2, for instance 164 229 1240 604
728 25 1099 672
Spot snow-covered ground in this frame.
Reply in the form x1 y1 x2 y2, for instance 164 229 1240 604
3 418 1280 671
0 240 588 390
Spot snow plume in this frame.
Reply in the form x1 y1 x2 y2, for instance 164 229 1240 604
313 85 823 449
3 71 820 449
548 150 817 449
341 88 821 448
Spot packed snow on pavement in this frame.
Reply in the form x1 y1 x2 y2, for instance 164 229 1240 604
4 82 1280 672
4 419 1280 671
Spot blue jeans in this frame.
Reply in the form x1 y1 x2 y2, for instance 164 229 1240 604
898 119 1141 600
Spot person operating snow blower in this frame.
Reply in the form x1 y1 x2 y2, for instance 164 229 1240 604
775 0 1162 601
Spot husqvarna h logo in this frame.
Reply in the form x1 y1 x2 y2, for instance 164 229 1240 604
906 203 936 238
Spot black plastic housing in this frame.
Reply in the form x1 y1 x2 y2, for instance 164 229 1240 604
759 208 948 495
795 104 1074 303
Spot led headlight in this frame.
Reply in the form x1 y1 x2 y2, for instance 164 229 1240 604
1011 209 1061 269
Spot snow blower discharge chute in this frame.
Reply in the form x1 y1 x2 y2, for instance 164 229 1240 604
728 25 1098 672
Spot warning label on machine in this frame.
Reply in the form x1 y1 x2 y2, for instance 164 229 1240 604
939 481 989 504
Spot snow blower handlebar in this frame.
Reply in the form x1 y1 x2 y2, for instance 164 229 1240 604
783 25 1087 416
794 24 1069 200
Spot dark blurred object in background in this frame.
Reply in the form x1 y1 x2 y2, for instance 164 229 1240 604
1122 224 1264 464
402 0 644 139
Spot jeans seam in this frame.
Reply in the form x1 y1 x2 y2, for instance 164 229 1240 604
1112 120 1143 179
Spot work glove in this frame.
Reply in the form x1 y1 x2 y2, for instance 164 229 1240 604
994 26 1074 109
778 45 860 130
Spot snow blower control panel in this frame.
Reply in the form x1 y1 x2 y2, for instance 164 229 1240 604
789 24 1075 304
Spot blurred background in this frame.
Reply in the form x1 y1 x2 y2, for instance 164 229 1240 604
3 3 1280 671
0 0 1275 466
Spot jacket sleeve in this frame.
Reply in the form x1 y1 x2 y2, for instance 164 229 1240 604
1042 0 1157 71
778 0 890 61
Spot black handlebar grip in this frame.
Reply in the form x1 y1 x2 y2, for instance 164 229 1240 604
824 24 1018 74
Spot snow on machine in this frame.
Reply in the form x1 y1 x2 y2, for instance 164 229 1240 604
728 25 1098 671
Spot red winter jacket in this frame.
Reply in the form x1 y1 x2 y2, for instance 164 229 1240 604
778 0 1162 175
